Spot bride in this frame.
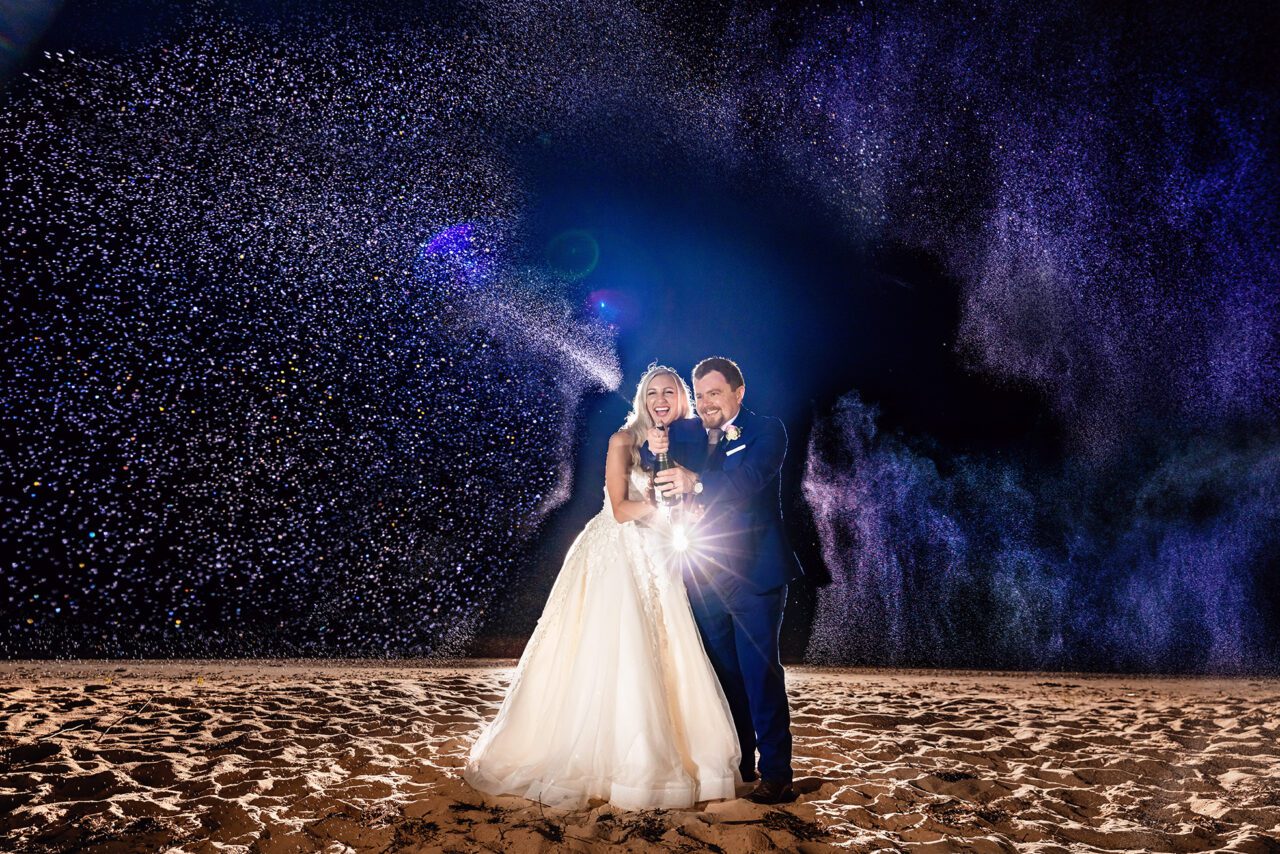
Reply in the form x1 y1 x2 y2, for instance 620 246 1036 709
464 364 741 810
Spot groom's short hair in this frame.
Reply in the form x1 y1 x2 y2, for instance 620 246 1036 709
693 356 744 390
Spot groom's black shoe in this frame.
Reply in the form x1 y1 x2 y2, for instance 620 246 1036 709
745 779 796 805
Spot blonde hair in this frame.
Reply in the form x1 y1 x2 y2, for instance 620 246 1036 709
620 363 693 470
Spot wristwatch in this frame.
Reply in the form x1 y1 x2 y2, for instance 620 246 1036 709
692 477 703 496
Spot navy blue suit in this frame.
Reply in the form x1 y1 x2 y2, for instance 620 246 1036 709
643 408 803 783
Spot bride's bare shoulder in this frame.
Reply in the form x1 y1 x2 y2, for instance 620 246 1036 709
608 430 634 450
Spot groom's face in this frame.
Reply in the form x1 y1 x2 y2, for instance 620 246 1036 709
693 370 745 429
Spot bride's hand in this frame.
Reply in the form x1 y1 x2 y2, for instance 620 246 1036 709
646 427 669 455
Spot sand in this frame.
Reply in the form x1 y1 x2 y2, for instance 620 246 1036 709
1 660 1278 853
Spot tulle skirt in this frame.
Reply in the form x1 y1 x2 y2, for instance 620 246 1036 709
464 507 741 810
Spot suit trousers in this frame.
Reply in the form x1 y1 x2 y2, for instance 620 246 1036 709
684 580 793 784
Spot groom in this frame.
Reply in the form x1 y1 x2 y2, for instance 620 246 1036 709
644 356 803 804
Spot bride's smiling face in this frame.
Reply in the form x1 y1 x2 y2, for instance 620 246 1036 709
645 373 683 427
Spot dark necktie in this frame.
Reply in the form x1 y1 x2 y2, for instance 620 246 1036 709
707 427 724 447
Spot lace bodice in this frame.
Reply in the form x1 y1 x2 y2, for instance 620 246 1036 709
602 465 651 509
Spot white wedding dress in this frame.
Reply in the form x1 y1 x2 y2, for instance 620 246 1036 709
464 466 741 810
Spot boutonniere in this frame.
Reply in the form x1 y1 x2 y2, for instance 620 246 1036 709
725 424 742 442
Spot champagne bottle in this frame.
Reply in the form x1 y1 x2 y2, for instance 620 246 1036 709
653 426 691 552
654 427 680 509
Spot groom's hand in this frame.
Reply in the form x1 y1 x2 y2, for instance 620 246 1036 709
654 465 697 497
645 427 669 455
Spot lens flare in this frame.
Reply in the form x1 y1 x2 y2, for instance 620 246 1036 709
671 524 690 553
546 229 600 280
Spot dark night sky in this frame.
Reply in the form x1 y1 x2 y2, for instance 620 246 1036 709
3 0 1277 670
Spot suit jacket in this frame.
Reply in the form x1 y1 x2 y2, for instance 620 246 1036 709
643 408 803 596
